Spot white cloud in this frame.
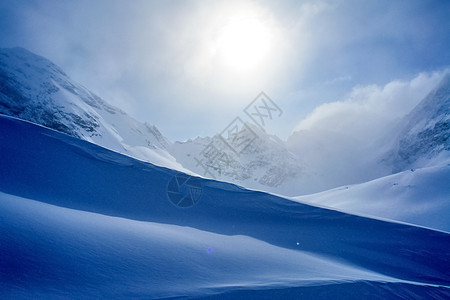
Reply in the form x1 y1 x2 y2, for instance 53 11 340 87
295 70 447 134
287 70 448 192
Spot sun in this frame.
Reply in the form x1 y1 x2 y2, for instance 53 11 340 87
216 17 271 72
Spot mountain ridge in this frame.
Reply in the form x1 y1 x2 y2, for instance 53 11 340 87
0 47 183 171
1 47 449 196
1 113 449 298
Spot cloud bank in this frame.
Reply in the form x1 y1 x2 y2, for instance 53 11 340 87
287 70 448 193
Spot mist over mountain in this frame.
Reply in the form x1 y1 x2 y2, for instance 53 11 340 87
0 47 448 196
1 47 449 299
1 0 450 297
2 112 449 298
286 72 449 194
386 73 450 172
173 73 450 195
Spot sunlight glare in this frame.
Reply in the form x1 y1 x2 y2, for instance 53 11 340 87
216 18 271 72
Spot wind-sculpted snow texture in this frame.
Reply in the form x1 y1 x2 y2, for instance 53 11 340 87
1 115 449 299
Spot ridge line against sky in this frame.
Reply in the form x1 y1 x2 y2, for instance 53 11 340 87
0 0 449 141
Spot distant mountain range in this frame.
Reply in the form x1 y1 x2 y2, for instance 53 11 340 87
170 122 302 190
172 72 450 194
1 47 448 195
2 108 448 298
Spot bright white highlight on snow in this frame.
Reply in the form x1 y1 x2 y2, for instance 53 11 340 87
216 17 271 72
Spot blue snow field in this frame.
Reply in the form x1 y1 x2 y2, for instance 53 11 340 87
1 115 449 299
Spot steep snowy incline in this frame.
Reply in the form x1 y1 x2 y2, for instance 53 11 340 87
294 162 450 232
2 191 449 299
386 73 450 172
0 192 398 299
0 47 184 171
1 114 449 298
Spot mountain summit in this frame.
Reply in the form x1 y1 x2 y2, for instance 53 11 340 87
0 47 183 170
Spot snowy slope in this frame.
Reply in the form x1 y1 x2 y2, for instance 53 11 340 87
1 115 449 298
294 161 450 232
0 47 184 171
386 73 450 172
0 193 397 299
2 47 448 198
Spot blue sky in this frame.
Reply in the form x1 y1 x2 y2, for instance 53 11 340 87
0 0 449 141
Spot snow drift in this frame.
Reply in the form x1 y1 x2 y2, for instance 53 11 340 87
294 161 450 233
1 115 449 298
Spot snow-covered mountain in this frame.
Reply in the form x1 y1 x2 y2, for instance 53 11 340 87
1 47 448 198
172 75 450 196
1 48 449 298
1 114 449 298
0 47 304 192
285 74 450 195
386 73 450 172
170 122 302 190
0 47 184 171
